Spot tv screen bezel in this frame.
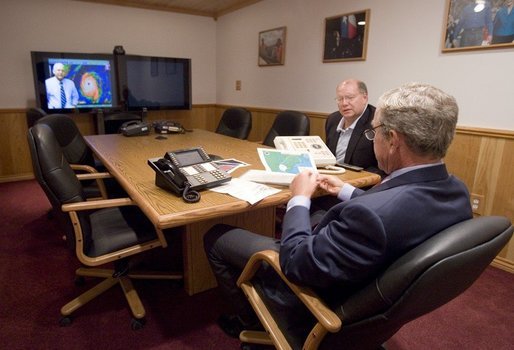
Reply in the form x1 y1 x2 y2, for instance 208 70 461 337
31 51 118 114
116 54 192 111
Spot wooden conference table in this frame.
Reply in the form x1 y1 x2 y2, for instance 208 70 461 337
85 129 381 295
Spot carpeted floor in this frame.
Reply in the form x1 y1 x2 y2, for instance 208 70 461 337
1 180 513 349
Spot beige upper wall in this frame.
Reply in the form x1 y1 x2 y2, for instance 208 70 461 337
1 0 513 131
0 0 217 107
216 0 514 131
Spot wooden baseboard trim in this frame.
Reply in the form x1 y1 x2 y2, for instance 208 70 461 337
491 256 514 274
0 174 34 183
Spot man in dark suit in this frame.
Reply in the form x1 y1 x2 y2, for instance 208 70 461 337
204 83 473 338
325 79 382 175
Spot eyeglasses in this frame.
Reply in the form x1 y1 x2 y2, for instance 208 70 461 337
334 95 357 103
364 124 384 141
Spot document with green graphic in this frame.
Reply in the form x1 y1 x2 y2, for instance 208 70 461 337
257 148 317 174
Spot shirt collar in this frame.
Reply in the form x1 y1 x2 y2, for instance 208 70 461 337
336 104 368 132
383 161 443 183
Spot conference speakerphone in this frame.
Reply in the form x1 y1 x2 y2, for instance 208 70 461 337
273 136 336 167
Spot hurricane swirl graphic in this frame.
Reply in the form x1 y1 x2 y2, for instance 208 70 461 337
80 72 101 103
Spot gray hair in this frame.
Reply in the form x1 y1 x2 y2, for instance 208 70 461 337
338 79 368 96
52 62 64 75
356 80 368 95
376 82 458 158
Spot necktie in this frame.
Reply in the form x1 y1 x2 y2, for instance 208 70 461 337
60 81 66 108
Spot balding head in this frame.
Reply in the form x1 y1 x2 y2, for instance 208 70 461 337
335 79 369 126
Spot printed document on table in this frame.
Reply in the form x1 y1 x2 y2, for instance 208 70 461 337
257 148 317 174
209 178 281 205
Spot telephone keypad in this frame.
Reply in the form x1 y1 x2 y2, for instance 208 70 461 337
180 163 229 187
151 146 231 195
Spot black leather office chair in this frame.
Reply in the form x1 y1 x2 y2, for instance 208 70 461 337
262 110 310 147
237 216 513 350
36 114 127 199
26 107 47 128
35 114 109 199
215 107 253 140
27 123 182 329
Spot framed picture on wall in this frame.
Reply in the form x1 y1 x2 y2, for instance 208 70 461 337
442 0 514 52
258 26 286 66
323 9 370 62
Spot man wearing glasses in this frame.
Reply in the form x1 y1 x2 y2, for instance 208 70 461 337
313 78 383 214
325 78 382 175
205 83 472 339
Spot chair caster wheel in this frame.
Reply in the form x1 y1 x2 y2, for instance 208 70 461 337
131 318 145 330
59 316 73 327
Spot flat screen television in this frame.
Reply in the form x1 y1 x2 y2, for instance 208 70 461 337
31 51 117 113
116 54 191 111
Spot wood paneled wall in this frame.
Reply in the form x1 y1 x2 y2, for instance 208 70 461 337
2 106 513 271
444 127 514 272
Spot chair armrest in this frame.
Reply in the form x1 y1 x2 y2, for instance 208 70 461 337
237 250 342 332
75 172 112 181
62 198 169 249
61 197 135 212
73 170 111 199
70 164 99 173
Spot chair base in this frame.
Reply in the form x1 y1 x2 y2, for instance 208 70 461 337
240 330 274 345
60 267 182 327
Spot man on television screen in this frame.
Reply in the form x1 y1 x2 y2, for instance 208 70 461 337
45 62 79 109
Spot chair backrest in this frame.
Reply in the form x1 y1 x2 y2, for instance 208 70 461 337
320 216 513 349
35 114 95 167
26 107 47 128
215 107 252 140
262 110 310 147
27 123 86 246
28 124 85 208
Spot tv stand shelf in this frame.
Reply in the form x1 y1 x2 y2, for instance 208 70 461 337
95 109 147 134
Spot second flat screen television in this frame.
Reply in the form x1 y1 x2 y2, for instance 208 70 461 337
117 55 191 111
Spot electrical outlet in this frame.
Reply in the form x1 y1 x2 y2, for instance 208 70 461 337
470 193 485 215
235 80 242 91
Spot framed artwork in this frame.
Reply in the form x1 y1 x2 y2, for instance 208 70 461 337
323 9 370 62
442 0 514 52
258 26 286 66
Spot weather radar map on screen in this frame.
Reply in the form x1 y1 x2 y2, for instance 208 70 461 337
46 57 113 109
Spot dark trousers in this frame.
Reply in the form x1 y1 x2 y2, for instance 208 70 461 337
492 34 514 44
461 27 484 47
203 224 280 322
204 224 316 343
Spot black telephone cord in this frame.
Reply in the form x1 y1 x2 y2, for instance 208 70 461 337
182 183 200 203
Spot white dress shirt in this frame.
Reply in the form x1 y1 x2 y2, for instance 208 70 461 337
45 76 79 109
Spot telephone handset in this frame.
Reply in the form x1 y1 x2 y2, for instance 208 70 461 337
154 158 188 192
154 120 185 134
148 147 231 203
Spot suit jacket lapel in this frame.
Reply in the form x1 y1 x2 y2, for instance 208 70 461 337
327 114 341 155
344 106 372 163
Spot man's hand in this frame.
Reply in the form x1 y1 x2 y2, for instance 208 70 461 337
318 174 345 196
290 170 319 198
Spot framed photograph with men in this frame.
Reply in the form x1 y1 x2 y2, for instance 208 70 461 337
323 9 370 62
442 0 514 52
